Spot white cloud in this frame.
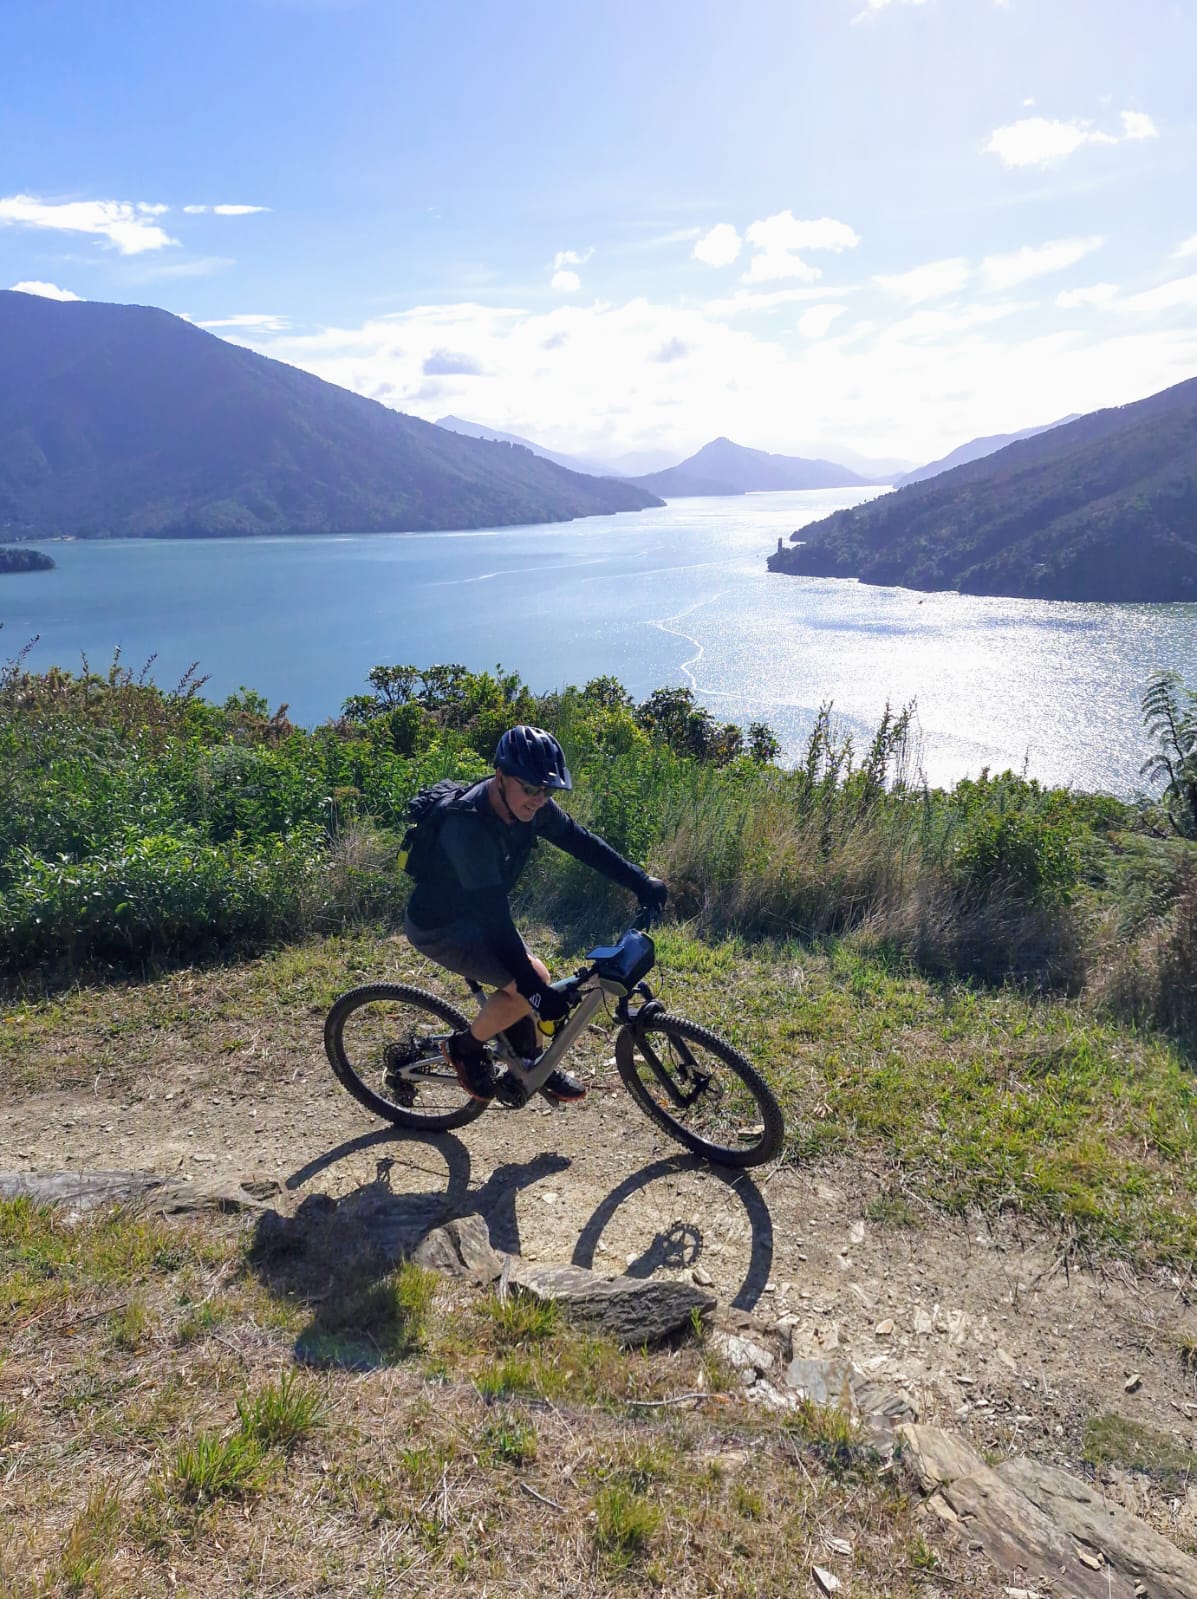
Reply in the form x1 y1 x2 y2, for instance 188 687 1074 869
1121 274 1197 314
551 270 581 292
198 313 289 331
693 223 742 267
1175 233 1197 259
704 284 855 316
980 236 1103 291
1120 110 1158 142
236 290 1197 464
875 257 970 303
984 111 1157 169
9 279 82 301
184 203 270 215
0 193 177 254
797 303 847 339
743 211 859 284
1056 283 1120 310
552 248 592 269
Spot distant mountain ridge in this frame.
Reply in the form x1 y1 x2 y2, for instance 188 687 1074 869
435 417 677 478
0 293 661 540
767 376 1197 602
629 437 880 497
894 416 1079 487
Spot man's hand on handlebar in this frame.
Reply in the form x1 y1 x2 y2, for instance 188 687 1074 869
527 981 571 1030
638 875 668 926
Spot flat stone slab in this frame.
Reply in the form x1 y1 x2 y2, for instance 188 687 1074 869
0 1170 165 1210
509 1261 716 1346
1001 1457 1197 1599
0 1170 273 1217
897 1425 1178 1599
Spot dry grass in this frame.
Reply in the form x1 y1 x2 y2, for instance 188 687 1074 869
0 1196 1007 1599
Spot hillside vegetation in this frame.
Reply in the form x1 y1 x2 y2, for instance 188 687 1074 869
0 291 660 540
2 651 1194 1049
769 374 1197 600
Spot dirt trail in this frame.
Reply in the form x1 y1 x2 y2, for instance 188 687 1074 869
3 1017 1196 1549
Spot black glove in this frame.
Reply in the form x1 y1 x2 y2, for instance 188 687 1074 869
525 982 571 1025
640 875 668 913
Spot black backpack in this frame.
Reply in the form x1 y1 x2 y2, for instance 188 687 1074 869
396 778 478 881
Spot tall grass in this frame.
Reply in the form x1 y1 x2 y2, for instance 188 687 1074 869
2 653 1193 1031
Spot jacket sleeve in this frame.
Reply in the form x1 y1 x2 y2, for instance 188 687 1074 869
539 802 651 896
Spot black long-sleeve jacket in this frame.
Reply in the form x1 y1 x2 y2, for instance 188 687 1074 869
405 780 649 995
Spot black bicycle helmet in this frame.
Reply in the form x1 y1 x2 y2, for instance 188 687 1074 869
494 725 572 790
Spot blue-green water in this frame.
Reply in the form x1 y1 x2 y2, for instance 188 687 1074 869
3 488 1195 795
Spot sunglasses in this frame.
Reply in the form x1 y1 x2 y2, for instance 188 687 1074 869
510 777 552 799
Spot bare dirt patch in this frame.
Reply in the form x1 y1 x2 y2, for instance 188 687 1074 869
3 939 1196 1564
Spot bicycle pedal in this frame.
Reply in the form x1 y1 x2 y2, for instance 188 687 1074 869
492 1070 530 1109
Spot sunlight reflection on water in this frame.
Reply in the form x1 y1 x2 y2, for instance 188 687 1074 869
4 487 1194 795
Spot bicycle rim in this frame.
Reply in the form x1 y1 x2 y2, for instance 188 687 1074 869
615 1012 784 1168
323 983 487 1132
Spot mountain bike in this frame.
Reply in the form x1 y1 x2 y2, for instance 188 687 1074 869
323 917 784 1169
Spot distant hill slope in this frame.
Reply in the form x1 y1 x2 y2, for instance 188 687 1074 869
436 416 677 477
0 293 661 539
767 377 1197 602
434 415 613 476
629 437 878 497
895 416 1078 487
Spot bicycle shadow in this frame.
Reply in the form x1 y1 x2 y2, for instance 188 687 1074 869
249 1133 572 1366
571 1153 775 1312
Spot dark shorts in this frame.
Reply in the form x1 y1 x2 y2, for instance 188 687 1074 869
403 910 522 989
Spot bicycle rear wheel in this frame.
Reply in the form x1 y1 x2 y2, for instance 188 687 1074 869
615 1012 783 1168
323 983 487 1132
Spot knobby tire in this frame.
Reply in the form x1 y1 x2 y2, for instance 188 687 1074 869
615 1011 784 1168
323 982 487 1132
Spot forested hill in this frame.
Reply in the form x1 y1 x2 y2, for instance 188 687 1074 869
767 376 1197 601
0 292 661 539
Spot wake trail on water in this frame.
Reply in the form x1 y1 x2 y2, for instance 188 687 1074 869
648 595 726 689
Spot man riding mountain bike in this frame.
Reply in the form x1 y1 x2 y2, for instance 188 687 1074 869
403 724 668 1105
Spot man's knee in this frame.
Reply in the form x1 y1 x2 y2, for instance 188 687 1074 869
500 955 550 997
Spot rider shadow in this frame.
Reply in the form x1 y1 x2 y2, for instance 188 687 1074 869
250 1133 572 1367
571 1153 775 1312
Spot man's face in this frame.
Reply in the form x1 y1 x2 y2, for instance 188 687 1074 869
497 768 552 823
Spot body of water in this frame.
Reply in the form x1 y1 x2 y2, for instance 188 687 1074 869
3 488 1195 795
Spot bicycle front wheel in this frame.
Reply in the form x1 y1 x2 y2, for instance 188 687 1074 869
323 983 487 1132
615 1012 784 1169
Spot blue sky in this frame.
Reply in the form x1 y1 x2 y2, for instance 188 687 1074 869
3 0 1196 465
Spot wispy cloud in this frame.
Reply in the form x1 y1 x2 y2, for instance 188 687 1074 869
692 223 742 267
1056 283 1120 310
1122 274 1197 314
121 255 236 282
1175 233 1197 260
0 194 176 254
985 110 1158 169
797 304 847 339
550 247 591 293
8 279 81 301
183 204 270 215
198 312 289 331
875 257 970 303
743 211 859 284
239 293 1197 463
981 235 1103 290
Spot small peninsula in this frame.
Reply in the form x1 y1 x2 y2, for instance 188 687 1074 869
768 374 1197 603
0 545 54 573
